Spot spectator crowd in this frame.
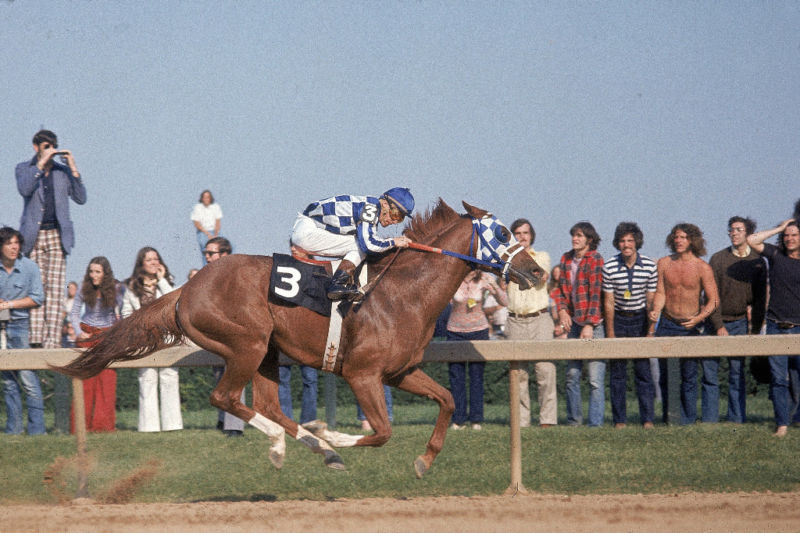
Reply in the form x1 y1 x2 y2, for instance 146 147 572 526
2 129 799 440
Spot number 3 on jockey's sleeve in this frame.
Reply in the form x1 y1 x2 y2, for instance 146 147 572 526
360 204 378 223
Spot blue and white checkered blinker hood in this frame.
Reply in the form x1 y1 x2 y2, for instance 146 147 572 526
472 214 523 264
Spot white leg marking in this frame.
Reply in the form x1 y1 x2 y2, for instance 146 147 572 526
301 420 363 447
249 413 285 439
296 426 345 470
249 413 286 468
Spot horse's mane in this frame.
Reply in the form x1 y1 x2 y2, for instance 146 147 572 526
402 198 462 245
365 199 465 269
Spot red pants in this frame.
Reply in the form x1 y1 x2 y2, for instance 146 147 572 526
70 324 117 433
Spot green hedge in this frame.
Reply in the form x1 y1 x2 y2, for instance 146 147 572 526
37 358 767 413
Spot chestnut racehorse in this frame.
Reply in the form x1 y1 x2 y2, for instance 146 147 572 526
55 200 544 477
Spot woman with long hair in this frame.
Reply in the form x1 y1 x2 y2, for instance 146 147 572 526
69 256 123 432
122 247 183 432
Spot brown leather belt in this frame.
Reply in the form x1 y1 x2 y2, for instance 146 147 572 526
508 308 548 319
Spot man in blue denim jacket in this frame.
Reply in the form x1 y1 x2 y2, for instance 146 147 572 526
16 129 87 349
0 226 45 434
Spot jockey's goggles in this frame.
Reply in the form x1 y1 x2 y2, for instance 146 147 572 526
386 201 406 223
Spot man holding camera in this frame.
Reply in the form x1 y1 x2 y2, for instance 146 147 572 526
15 129 87 349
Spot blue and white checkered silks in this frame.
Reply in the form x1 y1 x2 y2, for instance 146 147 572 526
302 195 395 254
472 214 526 278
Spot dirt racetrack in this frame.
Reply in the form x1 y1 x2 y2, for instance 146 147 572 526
5 491 800 532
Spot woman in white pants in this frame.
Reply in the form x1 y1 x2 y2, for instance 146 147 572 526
122 246 183 432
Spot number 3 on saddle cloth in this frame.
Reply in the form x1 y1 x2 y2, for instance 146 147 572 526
269 253 333 317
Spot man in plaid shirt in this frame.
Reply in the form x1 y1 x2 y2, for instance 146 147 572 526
291 187 414 300
552 221 605 426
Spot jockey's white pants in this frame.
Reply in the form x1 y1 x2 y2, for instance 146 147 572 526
291 214 366 266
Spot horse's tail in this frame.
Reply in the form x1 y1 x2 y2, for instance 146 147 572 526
52 288 185 380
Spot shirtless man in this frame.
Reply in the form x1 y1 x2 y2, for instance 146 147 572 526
649 223 718 425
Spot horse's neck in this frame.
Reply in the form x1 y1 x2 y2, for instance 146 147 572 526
400 217 474 312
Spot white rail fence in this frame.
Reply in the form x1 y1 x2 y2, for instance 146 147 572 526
2 335 799 495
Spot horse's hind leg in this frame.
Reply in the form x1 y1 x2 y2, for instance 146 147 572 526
394 366 455 478
206 344 288 468
252 353 345 471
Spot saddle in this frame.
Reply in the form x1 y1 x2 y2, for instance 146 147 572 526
269 251 367 373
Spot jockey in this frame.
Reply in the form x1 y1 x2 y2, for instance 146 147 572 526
291 187 415 300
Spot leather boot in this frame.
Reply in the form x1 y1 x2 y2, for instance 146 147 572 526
327 260 360 300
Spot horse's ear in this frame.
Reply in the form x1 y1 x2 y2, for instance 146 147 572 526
462 201 489 219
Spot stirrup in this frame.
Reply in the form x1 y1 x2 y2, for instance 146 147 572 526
327 284 360 301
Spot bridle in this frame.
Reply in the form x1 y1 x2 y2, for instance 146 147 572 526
408 214 525 282
357 213 525 301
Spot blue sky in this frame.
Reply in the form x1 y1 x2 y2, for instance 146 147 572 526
2 2 799 284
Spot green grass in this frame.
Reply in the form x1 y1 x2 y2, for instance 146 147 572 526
2 396 800 504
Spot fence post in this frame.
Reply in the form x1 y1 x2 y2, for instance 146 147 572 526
71 377 89 499
505 361 526 494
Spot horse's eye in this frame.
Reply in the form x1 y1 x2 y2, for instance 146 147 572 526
494 226 510 244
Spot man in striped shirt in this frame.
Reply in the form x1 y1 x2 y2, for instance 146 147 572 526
291 187 414 300
602 222 658 429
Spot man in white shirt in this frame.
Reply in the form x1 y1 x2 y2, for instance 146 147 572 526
504 219 556 428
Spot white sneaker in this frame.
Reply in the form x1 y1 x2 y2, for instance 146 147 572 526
450 423 465 430
471 423 482 431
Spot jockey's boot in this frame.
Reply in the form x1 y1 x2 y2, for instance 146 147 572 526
327 260 360 301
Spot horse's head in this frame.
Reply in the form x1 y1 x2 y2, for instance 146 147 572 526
463 201 546 290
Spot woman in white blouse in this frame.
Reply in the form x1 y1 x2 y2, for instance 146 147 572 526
122 247 183 432
191 189 223 265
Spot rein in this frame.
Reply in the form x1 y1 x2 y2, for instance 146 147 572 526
408 218 524 281
357 215 522 300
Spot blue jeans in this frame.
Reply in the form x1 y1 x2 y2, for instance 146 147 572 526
565 323 606 426
278 365 319 424
447 329 488 424
1 320 45 435
656 316 702 425
609 311 654 425
766 320 800 427
356 385 393 422
720 319 748 423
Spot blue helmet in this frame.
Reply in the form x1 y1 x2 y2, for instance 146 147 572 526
382 187 415 216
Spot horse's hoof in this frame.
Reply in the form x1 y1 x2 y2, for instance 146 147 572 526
324 453 346 471
269 450 285 470
413 456 429 479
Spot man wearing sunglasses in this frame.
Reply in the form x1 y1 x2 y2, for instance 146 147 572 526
291 187 414 301
15 129 87 349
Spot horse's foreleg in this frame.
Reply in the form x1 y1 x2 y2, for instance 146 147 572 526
345 377 392 447
301 420 363 448
252 364 345 470
394 366 455 478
